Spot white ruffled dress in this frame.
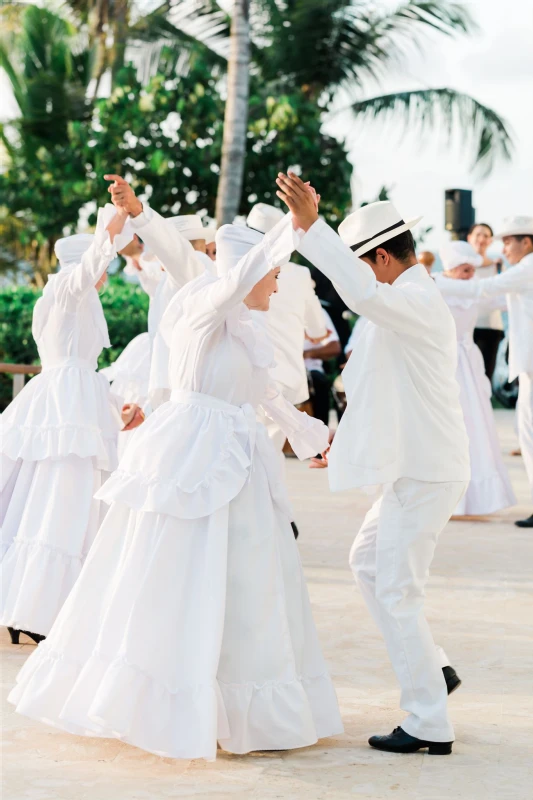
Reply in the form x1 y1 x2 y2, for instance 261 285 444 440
0 209 124 635
435 276 516 514
9 214 343 760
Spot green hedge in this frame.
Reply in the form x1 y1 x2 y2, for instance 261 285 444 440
0 276 149 410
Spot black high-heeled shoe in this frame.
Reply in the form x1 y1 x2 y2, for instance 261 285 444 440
7 627 45 645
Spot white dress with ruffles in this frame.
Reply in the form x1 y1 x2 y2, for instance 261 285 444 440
0 208 125 635
435 275 516 514
8 213 343 760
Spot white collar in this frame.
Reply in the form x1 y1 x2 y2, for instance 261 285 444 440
392 263 427 287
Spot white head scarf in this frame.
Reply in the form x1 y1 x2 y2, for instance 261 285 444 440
440 240 483 271
215 224 264 276
54 234 94 270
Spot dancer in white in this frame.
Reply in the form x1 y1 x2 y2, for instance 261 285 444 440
0 205 141 641
434 241 515 515
435 216 533 527
106 190 217 411
247 203 327 452
100 236 159 413
276 173 470 755
8 180 343 761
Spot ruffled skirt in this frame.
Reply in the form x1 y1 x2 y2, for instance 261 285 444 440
8 450 343 760
455 344 516 514
0 366 121 472
1 455 110 635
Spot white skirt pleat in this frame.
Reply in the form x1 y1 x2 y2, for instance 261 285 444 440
455 344 516 515
1 455 109 636
8 454 343 760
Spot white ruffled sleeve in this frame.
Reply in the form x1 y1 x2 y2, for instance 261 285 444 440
57 205 133 308
130 205 204 290
260 381 329 460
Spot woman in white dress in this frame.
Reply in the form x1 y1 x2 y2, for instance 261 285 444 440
8 193 343 761
0 206 139 641
434 241 516 515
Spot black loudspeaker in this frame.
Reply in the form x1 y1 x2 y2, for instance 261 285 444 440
445 189 475 240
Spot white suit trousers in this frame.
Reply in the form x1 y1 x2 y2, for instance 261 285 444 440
517 373 533 501
349 478 466 742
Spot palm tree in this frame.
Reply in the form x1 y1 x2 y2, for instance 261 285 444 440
215 0 250 225
124 0 512 213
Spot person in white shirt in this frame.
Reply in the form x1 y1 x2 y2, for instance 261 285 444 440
276 172 470 755
247 203 328 451
467 223 504 381
434 241 516 516
104 198 217 410
304 308 341 425
8 180 343 761
435 216 533 528
0 206 143 642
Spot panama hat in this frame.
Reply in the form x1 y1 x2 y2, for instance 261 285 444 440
495 215 533 239
338 201 422 258
166 215 214 243
246 203 285 235
440 240 482 271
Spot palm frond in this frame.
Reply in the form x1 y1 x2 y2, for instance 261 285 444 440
128 0 229 78
346 88 513 176
388 1 475 37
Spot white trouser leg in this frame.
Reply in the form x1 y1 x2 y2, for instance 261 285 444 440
517 373 533 502
349 478 466 742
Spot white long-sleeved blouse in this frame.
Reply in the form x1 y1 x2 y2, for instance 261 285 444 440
0 206 129 471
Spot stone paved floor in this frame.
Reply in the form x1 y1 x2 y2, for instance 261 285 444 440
2 410 532 799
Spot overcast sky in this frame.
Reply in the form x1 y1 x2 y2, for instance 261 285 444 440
1 0 532 251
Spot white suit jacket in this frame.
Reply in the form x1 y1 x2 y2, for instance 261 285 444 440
434 252 533 381
298 219 470 491
257 263 327 404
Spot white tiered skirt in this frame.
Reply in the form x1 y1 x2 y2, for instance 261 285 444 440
8 445 343 760
455 342 516 514
0 364 121 634
0 454 109 635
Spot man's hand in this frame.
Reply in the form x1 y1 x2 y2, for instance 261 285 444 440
309 447 330 470
121 403 145 431
444 264 476 281
276 172 320 232
104 175 143 218
305 329 332 345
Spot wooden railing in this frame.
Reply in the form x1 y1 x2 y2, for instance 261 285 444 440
0 363 42 398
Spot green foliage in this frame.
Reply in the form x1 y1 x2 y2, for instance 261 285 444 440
0 276 148 410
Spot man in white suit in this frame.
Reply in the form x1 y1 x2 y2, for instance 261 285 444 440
276 172 470 755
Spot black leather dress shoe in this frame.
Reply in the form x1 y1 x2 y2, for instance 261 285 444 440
443 665 462 695
515 514 533 528
291 521 299 540
369 727 452 755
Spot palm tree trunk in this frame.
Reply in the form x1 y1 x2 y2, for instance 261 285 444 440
215 0 250 226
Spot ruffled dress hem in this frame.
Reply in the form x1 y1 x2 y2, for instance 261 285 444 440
8 643 343 761
454 471 516 515
0 539 90 636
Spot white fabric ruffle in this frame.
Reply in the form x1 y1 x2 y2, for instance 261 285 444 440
96 393 258 519
100 332 151 408
0 367 121 471
9 475 343 760
9 644 338 759
1 456 109 636
454 339 516 514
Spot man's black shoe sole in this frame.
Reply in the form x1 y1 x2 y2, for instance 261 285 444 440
369 741 453 755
